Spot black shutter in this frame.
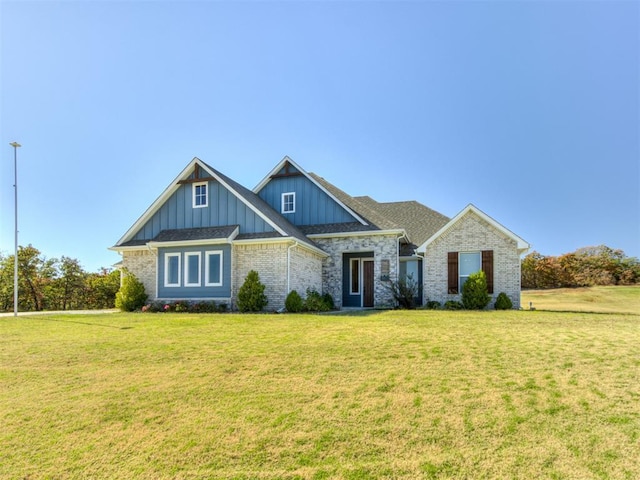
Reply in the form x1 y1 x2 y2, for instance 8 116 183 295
448 252 459 294
482 250 494 294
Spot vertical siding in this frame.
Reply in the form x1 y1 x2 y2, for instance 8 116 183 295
133 180 275 241
257 176 358 226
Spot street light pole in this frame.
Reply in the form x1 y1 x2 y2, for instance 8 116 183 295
10 142 21 317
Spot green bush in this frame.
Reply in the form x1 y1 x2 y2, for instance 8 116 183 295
461 270 491 310
115 269 148 312
322 292 335 310
237 270 268 312
285 290 304 313
425 300 441 310
444 300 464 310
494 292 513 310
304 288 332 312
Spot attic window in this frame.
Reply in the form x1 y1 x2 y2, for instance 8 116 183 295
193 182 208 208
281 192 295 214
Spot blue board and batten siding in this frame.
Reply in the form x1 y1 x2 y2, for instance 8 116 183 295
157 244 232 299
133 181 275 241
257 175 358 226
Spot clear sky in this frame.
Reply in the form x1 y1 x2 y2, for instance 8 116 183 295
1 0 638 272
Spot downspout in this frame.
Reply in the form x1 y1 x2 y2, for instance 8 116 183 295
287 241 299 294
147 244 158 300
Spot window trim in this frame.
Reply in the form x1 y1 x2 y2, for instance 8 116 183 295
184 252 202 287
205 250 223 287
459 251 481 291
281 192 296 214
193 181 208 208
350 258 360 295
164 253 181 287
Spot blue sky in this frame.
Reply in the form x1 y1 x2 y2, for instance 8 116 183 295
1 0 638 272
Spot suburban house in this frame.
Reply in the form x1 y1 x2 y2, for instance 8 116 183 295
111 156 529 310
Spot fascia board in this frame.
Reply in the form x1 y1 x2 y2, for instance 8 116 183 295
253 156 368 226
308 229 406 239
417 204 530 253
108 245 147 252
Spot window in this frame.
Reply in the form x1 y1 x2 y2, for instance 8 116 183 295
350 258 360 294
205 251 223 287
165 253 181 287
193 182 208 208
459 252 481 291
281 192 295 214
185 252 201 287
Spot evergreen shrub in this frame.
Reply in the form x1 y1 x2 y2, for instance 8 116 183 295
237 270 268 312
285 290 304 313
494 292 513 310
461 271 491 310
115 269 148 312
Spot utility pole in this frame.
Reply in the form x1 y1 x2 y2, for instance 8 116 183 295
10 142 21 317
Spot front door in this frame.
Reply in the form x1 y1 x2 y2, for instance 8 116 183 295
363 260 374 307
342 252 374 308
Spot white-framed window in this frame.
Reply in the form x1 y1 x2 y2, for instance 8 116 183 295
205 251 223 287
193 182 208 208
350 258 360 294
184 252 202 287
165 253 181 287
281 192 295 214
459 252 481 290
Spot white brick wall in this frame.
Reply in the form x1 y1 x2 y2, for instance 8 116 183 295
423 210 522 308
314 234 399 308
121 249 156 299
232 242 323 311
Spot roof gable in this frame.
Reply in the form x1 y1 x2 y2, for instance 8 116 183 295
417 204 530 253
254 156 368 226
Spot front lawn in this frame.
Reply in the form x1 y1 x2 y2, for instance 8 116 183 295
1 310 638 479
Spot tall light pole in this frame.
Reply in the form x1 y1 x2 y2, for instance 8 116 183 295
10 142 21 317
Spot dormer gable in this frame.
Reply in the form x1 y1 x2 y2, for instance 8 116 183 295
254 156 367 227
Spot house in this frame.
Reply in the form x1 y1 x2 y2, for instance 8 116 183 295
111 156 529 310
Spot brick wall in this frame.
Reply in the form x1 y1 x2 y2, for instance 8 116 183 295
423 210 522 308
121 249 156 299
313 234 399 308
233 242 324 311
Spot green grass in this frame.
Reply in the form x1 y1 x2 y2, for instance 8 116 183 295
522 285 640 314
1 309 639 479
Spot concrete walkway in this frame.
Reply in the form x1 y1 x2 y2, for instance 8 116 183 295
0 309 118 318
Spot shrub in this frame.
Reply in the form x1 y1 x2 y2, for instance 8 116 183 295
322 292 335 310
285 290 304 313
385 274 419 309
425 300 441 310
494 292 513 310
444 300 464 310
461 270 491 310
237 270 268 312
115 269 148 312
304 288 331 312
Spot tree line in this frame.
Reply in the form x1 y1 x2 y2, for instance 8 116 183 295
0 245 120 312
521 245 640 289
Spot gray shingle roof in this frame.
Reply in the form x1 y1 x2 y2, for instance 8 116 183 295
152 225 239 243
199 160 317 247
299 222 382 235
354 197 450 247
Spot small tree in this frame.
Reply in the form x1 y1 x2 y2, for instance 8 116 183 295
461 270 490 310
237 270 268 312
115 269 148 312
